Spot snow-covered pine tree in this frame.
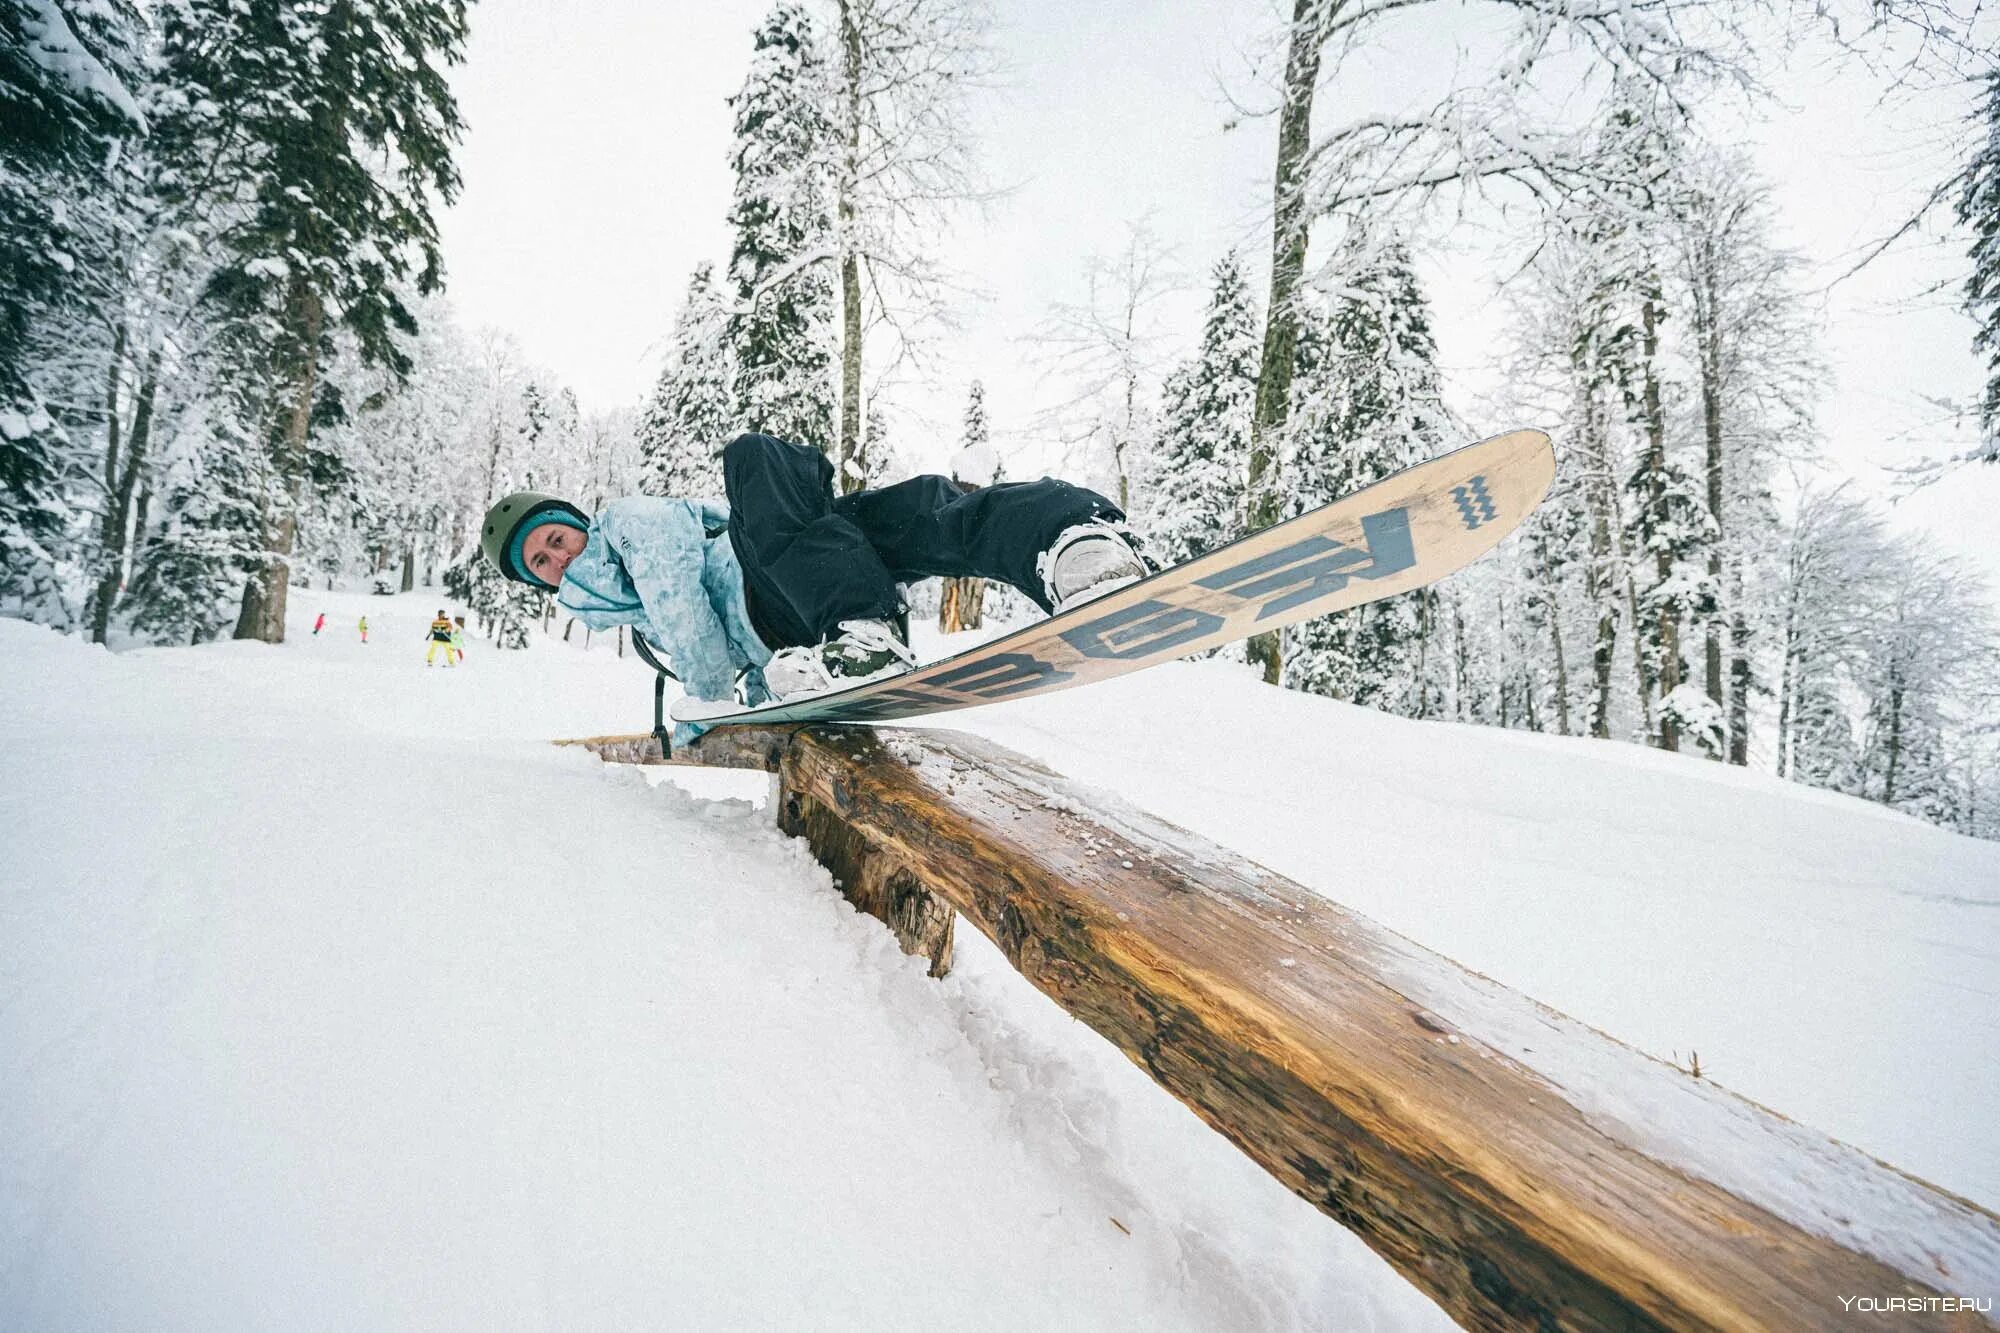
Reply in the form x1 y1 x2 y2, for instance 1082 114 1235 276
939 378 993 632
955 378 993 480
1775 486 1881 788
1029 220 1180 520
61 7 292 644
860 404 900 486
1623 441 1719 753
151 0 469 644
1959 68 2000 464
828 0 993 490
640 263 733 498
1582 83 1717 754
516 381 551 486
1566 232 1640 744
1149 250 1256 569
1495 225 1633 741
1853 541 1996 826
478 376 571 643
437 328 546 648
123 405 266 644
540 384 584 498
578 406 643 514
0 0 145 607
1279 231 1450 714
291 295 473 592
1674 148 1820 764
725 0 837 453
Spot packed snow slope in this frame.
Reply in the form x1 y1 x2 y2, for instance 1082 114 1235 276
5 588 1996 1330
1 594 1449 1332
936 636 2000 1214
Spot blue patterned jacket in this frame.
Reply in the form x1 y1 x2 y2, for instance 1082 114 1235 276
555 496 774 741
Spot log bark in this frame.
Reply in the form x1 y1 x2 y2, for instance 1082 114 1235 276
555 726 795 772
780 788 955 976
566 724 2000 1330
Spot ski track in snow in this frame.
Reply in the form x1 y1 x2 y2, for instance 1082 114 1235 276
0 596 1448 1332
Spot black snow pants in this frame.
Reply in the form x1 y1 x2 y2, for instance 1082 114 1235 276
723 432 1125 650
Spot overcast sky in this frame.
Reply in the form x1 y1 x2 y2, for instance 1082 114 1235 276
433 0 2000 586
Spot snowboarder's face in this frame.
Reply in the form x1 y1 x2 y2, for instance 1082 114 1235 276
521 523 581 587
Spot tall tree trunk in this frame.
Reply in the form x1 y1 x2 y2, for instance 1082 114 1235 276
1451 594 1470 720
400 547 416 593
1578 386 1619 740
1245 0 1330 685
1628 572 1654 742
1641 295 1680 752
89 323 129 643
130 477 152 584
1546 590 1572 737
940 473 988 631
91 344 162 643
483 423 502 508
1881 676 1905 804
939 576 986 633
238 279 323 644
1689 224 1729 742
1696 245 1728 762
1727 601 1751 766
836 0 864 491
1115 281 1143 512
1700 311 1726 726
1775 632 1795 779
1116 360 1135 512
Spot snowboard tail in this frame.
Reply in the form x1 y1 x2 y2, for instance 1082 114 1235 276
673 428 1556 730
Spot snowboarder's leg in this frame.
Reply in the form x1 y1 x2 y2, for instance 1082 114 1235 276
723 433 902 648
835 475 1128 613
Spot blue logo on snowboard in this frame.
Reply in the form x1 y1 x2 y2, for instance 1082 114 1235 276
1453 477 1497 530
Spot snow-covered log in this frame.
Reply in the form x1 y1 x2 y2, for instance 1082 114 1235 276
567 723 2000 1330
557 727 793 771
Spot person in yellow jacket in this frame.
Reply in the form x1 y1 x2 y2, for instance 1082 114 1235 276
425 610 456 667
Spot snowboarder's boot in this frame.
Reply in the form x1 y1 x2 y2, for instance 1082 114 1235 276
764 617 917 702
1039 523 1147 614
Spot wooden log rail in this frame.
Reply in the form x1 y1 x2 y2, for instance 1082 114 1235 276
559 725 2000 1331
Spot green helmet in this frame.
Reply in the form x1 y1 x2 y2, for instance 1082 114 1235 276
480 491 588 587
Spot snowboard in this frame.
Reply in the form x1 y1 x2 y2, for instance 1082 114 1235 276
672 427 1555 730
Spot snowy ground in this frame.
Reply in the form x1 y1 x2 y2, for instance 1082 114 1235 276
4 589 1996 1330
1 593 1449 1332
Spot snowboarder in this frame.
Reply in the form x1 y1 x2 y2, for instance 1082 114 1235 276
478 432 1144 712
425 610 456 667
312 611 326 637
358 616 368 644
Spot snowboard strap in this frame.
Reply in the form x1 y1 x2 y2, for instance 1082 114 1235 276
629 631 679 759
